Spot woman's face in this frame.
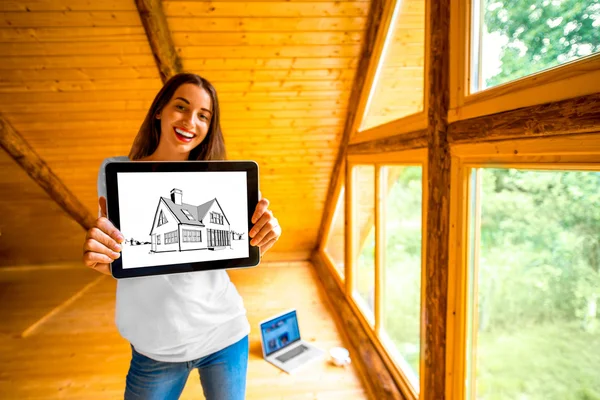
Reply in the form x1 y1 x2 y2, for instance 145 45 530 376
155 83 213 157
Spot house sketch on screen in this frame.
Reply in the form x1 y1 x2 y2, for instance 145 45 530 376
149 188 236 253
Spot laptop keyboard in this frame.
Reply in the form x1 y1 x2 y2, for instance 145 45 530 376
276 344 309 363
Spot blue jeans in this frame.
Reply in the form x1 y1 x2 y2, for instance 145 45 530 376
124 336 249 400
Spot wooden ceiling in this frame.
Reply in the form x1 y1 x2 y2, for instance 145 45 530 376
0 0 423 265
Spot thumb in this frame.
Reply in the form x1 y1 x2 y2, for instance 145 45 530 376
99 196 107 218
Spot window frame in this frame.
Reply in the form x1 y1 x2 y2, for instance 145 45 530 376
334 148 429 399
446 133 600 400
449 0 600 123
350 0 430 145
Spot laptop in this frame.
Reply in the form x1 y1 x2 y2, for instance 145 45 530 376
259 309 325 374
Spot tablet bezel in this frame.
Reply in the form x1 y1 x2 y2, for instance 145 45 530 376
105 161 260 279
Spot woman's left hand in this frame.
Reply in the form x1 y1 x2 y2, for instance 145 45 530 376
250 196 281 256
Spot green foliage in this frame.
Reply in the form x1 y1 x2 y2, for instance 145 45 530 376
484 0 600 87
478 169 600 332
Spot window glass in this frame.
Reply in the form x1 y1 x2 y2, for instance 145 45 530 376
325 186 345 279
471 0 600 92
382 166 423 388
466 168 600 399
360 0 425 131
354 165 375 323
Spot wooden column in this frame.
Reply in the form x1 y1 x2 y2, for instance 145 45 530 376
135 0 183 82
0 116 96 230
423 0 451 397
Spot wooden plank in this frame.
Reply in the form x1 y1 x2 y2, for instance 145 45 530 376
163 1 369 17
135 0 182 82
348 129 428 154
0 11 142 27
167 17 367 32
7 109 346 123
0 41 151 56
0 79 351 93
0 89 351 103
448 92 600 143
0 27 147 42
178 44 362 59
423 0 451 397
184 57 360 69
0 67 161 82
0 115 95 231
172 31 364 46
0 0 137 11
312 252 405 399
0 55 157 69
0 99 347 113
12 118 344 131
0 67 356 84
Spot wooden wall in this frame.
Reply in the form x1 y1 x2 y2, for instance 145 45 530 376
0 149 83 266
0 0 378 265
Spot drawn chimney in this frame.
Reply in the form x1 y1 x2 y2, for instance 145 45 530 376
170 188 182 205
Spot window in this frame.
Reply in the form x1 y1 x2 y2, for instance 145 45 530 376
325 186 345 279
158 210 168 227
157 234 161 245
353 165 375 324
211 212 224 225
181 209 195 220
345 153 426 395
164 230 178 244
382 166 423 387
207 228 230 247
465 168 600 399
183 229 201 243
360 0 425 131
470 0 600 92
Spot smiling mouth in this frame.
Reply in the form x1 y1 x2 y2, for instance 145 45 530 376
174 127 196 142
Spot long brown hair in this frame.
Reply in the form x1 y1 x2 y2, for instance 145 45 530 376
129 73 226 161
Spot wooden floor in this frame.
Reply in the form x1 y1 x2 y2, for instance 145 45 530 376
0 261 368 399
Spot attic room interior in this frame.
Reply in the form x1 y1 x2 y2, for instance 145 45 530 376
0 0 599 399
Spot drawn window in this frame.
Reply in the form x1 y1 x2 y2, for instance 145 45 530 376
183 229 201 243
158 210 168 227
181 209 195 220
211 212 224 225
470 0 600 92
465 168 600 399
165 230 178 244
157 234 161 245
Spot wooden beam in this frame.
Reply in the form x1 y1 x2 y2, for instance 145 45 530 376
0 115 96 230
315 0 391 247
135 0 182 82
448 92 600 144
423 0 451 397
311 252 406 400
348 129 428 154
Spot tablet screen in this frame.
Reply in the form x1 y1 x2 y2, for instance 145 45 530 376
117 171 248 269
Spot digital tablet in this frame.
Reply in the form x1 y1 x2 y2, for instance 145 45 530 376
105 161 260 279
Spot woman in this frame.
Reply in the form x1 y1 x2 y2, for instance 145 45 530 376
82 73 282 399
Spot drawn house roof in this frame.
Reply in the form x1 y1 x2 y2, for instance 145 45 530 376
160 197 231 227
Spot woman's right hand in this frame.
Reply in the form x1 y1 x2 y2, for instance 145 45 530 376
82 196 124 275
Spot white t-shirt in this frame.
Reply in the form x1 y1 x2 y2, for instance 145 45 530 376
97 156 250 362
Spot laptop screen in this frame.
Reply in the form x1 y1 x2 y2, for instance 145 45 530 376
260 310 301 356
